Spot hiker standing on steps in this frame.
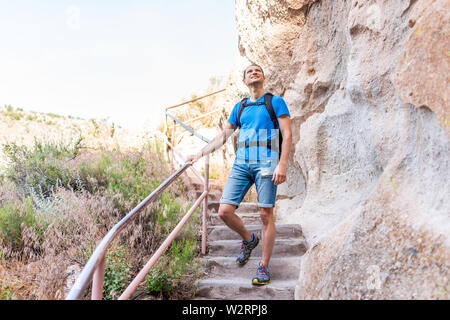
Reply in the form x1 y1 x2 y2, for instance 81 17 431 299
187 63 292 286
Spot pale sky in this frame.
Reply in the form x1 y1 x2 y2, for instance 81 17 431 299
0 0 238 130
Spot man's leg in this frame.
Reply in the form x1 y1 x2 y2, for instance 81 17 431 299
219 161 253 242
218 203 252 242
260 207 276 267
252 159 278 277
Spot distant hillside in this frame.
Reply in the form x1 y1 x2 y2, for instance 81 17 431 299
0 105 159 169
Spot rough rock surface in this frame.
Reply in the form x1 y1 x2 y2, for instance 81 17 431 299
222 0 450 299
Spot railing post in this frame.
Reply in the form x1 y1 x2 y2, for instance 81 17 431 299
171 120 176 167
164 113 169 161
202 154 209 255
91 252 106 300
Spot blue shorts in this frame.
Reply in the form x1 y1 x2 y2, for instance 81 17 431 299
220 159 278 208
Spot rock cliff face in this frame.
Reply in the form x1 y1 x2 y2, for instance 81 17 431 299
224 0 449 299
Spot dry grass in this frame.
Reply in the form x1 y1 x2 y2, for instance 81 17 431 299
0 115 201 300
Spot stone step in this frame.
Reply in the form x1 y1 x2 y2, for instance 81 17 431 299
206 192 222 201
201 256 301 280
188 190 222 201
208 201 259 213
190 182 223 193
207 224 304 241
208 212 261 226
194 278 296 300
207 239 307 257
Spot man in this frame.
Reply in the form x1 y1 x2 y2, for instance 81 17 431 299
187 63 292 285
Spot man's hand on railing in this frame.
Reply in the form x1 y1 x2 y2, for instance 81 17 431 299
186 153 201 164
185 123 237 166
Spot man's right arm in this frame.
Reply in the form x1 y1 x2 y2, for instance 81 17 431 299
187 121 237 163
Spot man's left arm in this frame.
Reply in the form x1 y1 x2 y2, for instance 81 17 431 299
272 115 292 185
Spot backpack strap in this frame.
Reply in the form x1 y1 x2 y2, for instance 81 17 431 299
263 92 283 159
236 97 248 128
237 93 277 129
263 92 278 129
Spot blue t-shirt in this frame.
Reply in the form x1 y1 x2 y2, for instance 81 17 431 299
228 93 290 161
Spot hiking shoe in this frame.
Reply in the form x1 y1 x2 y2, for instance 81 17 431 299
252 263 270 285
236 233 259 265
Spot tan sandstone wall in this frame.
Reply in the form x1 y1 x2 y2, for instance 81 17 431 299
224 0 449 299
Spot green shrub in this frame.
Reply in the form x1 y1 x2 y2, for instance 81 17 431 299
0 197 47 256
80 244 132 300
89 119 101 137
103 245 132 300
2 137 176 210
25 114 37 121
1 105 23 121
145 267 173 296
144 238 199 298
46 113 62 119
156 192 184 234
0 281 17 300
78 150 173 211
2 137 84 198
144 197 201 299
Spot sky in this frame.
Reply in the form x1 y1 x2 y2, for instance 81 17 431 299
0 0 238 130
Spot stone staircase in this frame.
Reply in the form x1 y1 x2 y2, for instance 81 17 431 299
192 183 308 300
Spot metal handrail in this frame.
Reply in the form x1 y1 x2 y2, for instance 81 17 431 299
165 88 225 110
161 134 205 184
66 161 206 300
166 110 211 144
164 88 225 162
183 107 222 125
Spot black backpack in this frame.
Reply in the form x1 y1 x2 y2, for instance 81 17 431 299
235 92 283 159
